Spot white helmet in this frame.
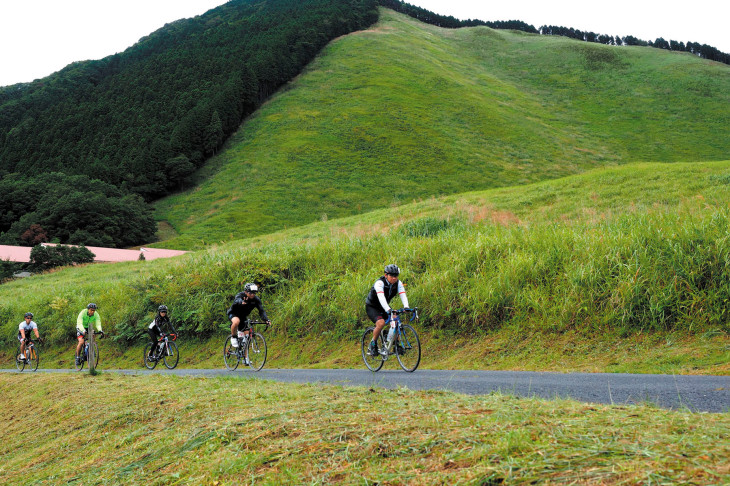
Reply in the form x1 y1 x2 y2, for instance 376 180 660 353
244 283 259 293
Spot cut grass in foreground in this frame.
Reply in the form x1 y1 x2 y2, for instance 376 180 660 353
1 374 728 485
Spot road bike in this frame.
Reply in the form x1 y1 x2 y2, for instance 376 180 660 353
361 307 421 372
143 333 179 370
16 338 40 372
75 331 103 371
223 320 268 371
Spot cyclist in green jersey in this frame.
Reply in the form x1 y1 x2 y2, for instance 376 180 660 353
75 303 105 365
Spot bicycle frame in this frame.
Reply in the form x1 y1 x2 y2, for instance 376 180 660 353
154 334 176 359
21 339 37 361
380 308 419 358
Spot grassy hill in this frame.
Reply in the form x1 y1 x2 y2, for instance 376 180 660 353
3 161 729 374
153 8 730 249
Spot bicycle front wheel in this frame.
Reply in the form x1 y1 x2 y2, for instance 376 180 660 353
143 343 157 370
361 327 385 372
15 345 26 372
396 324 421 372
163 341 180 369
90 341 100 369
247 333 267 371
29 344 39 372
223 335 240 371
74 353 85 371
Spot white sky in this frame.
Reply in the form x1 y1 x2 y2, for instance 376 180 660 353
1 0 727 87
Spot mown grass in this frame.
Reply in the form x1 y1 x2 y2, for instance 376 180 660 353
2 161 730 374
152 8 730 249
0 373 728 485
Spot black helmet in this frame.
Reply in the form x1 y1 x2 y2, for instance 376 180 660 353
158 305 169 313
384 264 400 276
243 283 259 293
87 303 97 310
24 312 33 319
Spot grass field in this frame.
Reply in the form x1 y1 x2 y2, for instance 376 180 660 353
1 373 728 485
152 8 730 249
2 161 730 374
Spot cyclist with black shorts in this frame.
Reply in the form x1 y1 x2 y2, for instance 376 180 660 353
75 303 104 365
18 312 41 362
147 305 177 359
366 264 410 356
227 283 270 349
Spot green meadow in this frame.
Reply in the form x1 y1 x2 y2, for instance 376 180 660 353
2 161 729 374
152 9 730 249
1 373 728 485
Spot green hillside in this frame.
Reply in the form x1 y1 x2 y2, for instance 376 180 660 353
153 8 730 249
3 161 729 374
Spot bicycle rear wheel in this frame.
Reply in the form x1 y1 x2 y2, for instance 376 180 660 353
223 335 240 371
143 343 158 370
15 345 26 372
28 344 39 371
163 341 180 369
361 327 385 372
396 324 421 372
247 333 267 371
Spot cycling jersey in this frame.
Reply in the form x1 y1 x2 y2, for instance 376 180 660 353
365 276 409 313
19 320 38 332
227 292 268 322
148 315 176 334
76 309 103 333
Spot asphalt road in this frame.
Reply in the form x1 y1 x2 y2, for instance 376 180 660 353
6 367 728 413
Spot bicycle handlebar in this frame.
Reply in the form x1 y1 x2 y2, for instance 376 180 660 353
386 307 419 323
246 320 271 332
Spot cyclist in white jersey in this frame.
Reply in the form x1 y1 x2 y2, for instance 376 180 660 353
365 264 409 356
18 312 41 361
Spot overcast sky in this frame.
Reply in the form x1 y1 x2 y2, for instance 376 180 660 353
1 0 727 87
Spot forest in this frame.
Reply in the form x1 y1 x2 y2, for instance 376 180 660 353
0 0 378 247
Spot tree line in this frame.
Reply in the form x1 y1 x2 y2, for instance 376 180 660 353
539 26 730 65
381 0 730 65
0 0 378 247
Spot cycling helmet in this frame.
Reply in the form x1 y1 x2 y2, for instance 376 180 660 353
24 312 33 319
158 305 169 313
243 283 259 293
384 264 400 276
87 303 97 310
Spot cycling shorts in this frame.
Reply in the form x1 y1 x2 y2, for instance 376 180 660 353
365 304 387 324
76 329 87 338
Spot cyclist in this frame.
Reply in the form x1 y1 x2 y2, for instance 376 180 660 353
18 312 41 362
227 283 270 354
76 303 104 365
366 264 410 356
147 305 177 359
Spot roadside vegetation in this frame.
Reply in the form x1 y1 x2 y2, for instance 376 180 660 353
0 373 728 484
2 161 729 374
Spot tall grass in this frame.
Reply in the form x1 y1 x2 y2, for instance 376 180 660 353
2 162 730 360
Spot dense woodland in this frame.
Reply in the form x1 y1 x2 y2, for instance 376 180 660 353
1 0 727 249
0 0 378 247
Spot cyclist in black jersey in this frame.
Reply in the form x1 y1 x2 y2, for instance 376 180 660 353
365 264 409 356
227 283 270 349
147 305 177 358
